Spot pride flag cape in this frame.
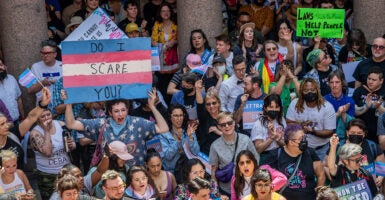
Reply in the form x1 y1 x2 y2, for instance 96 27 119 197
18 69 38 88
258 54 283 93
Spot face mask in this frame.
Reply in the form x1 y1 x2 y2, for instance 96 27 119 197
303 92 318 102
348 135 364 144
216 65 226 75
182 87 194 95
266 110 279 120
298 139 308 152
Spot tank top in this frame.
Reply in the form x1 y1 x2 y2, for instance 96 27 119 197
164 171 173 200
33 120 70 174
0 172 26 196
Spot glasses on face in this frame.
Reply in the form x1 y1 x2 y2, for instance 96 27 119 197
234 68 246 73
40 51 55 56
218 120 234 128
239 20 250 24
171 114 184 118
239 159 252 166
266 47 277 52
205 101 218 107
133 176 148 182
106 183 126 191
348 156 363 164
64 191 79 197
372 44 385 50
190 170 205 176
255 183 271 188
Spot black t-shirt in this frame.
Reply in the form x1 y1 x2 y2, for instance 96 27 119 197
0 137 24 170
143 2 161 32
352 86 385 142
318 67 333 96
262 147 320 200
338 45 372 63
197 103 219 155
353 58 385 86
331 165 378 197
303 44 336 73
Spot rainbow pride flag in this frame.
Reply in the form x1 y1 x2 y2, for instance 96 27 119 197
61 38 152 104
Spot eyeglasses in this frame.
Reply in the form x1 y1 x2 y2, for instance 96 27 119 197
133 176 148 182
205 101 218 107
266 47 277 52
106 183 126 191
64 191 79 197
171 114 184 118
348 156 363 164
239 159 252 166
239 20 250 24
218 120 234 128
372 45 385 50
40 51 55 55
234 68 246 73
255 183 271 188
190 170 205 176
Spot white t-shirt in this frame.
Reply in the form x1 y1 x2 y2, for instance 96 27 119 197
286 98 336 148
31 60 62 104
0 75 21 121
251 117 287 151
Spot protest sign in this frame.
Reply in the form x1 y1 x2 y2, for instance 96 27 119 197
296 8 345 38
64 7 127 41
151 47 160 71
342 61 360 83
242 100 264 129
61 38 152 104
334 179 372 200
183 142 212 175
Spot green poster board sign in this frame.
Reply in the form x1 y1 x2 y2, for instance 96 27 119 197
296 8 345 38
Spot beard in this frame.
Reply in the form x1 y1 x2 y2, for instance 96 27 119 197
0 71 7 82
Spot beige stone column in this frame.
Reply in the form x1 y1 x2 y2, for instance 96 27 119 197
0 0 48 113
353 0 385 43
177 0 223 62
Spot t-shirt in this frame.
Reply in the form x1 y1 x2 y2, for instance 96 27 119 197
353 57 385 86
0 138 24 170
352 86 385 142
262 148 320 200
317 68 332 96
250 116 286 151
269 81 298 116
324 94 355 117
286 98 336 148
0 75 21 121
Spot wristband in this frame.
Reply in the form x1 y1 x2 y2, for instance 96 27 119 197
38 101 48 109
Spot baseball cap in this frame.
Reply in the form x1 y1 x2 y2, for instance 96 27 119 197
125 22 140 33
212 55 226 65
109 141 133 161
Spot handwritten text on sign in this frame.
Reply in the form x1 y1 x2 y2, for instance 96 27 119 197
61 38 152 104
296 8 345 38
334 179 372 200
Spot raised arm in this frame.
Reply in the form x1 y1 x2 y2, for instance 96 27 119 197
327 134 339 176
195 80 204 104
148 88 169 133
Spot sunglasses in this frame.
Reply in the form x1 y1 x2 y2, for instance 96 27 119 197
372 45 385 50
266 47 277 52
348 156 363 164
218 120 234 128
40 51 55 55
206 101 218 106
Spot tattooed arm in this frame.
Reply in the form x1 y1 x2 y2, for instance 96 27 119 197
30 128 53 157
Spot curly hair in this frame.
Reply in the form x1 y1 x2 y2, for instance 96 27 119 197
295 78 325 113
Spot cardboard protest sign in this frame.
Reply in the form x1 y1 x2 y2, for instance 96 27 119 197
334 179 372 200
61 38 152 104
296 8 345 38
65 7 127 41
183 142 212 175
242 100 264 129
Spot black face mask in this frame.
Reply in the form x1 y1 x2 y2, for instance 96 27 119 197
298 139 308 152
182 87 194 95
348 135 364 144
266 110 280 120
303 92 318 102
0 71 6 82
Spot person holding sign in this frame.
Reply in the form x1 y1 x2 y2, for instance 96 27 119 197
327 139 379 197
64 88 169 166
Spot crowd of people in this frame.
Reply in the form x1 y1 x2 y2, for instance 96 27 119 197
1 0 385 199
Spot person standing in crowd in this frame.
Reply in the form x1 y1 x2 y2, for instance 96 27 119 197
262 124 325 200
353 66 385 143
327 140 379 197
254 40 284 93
62 0 83 26
209 112 259 196
0 59 24 133
202 55 225 91
241 169 286 200
304 49 338 96
275 19 303 76
124 166 159 199
188 177 212 200
27 40 62 106
187 29 213 65
229 12 264 48
101 170 129 200
232 22 263 74
219 55 246 113
353 37 385 88
118 0 149 37
251 94 286 163
208 34 234 76
159 104 200 173
338 29 371 67
269 60 300 116
73 0 100 20
143 0 163 33
286 78 336 160
233 75 266 135
64 88 169 166
325 119 385 186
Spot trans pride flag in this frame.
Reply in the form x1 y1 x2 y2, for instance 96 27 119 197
18 69 38 88
61 38 152 104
